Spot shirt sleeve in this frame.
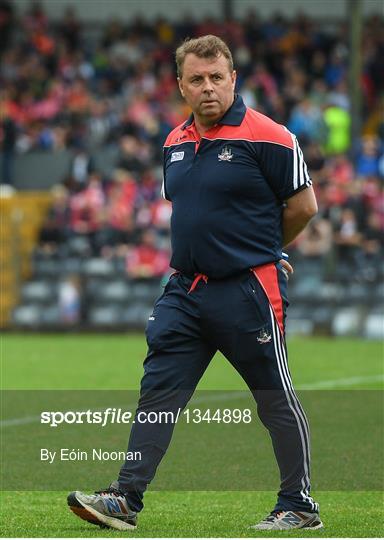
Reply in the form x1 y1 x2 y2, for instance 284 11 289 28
256 133 312 201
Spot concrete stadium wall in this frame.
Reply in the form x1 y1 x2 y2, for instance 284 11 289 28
11 0 221 22
10 0 384 22
1 151 71 190
0 148 119 190
233 0 382 18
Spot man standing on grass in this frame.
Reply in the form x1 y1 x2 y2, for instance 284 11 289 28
68 35 322 532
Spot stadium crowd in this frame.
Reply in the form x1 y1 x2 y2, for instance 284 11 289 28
1 1 383 283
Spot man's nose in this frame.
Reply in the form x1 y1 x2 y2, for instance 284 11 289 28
202 77 214 93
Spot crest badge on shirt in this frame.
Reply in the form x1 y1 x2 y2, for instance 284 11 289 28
218 146 234 162
256 328 272 344
171 151 185 163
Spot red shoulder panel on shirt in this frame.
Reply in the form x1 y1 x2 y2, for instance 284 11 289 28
204 108 294 149
244 109 294 148
164 108 294 149
164 123 196 147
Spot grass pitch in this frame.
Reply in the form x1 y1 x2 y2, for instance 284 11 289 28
1 334 383 537
0 491 382 538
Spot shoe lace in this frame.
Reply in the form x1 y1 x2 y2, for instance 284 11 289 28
263 510 283 523
95 487 123 497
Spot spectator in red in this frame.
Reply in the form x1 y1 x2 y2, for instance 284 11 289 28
69 172 104 240
361 176 384 229
321 154 354 208
126 229 169 278
94 169 138 256
65 78 92 114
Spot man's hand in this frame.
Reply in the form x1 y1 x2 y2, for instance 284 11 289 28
279 258 294 277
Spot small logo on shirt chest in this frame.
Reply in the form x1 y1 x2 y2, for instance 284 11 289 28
171 151 185 162
218 146 234 162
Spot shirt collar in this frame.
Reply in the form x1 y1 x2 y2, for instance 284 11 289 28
182 94 246 130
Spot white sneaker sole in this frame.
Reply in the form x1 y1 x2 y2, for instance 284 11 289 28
251 519 324 531
71 492 136 531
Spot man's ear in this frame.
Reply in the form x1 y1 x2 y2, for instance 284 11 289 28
178 77 185 98
231 70 237 90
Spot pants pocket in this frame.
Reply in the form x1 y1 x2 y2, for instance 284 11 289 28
238 273 269 328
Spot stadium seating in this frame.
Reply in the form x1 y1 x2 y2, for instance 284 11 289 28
364 310 384 340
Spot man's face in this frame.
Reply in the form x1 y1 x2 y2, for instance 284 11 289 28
178 53 236 126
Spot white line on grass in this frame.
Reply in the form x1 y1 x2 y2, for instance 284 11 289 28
1 374 382 428
297 373 384 389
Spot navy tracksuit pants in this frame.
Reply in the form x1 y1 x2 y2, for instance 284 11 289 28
118 263 318 514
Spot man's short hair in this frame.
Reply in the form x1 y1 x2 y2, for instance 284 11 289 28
175 35 234 78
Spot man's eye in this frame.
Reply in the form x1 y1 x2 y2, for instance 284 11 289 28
213 74 222 80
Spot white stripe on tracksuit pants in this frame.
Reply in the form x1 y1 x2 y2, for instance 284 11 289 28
269 305 318 513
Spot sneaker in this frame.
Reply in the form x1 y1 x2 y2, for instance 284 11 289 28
251 510 323 530
67 481 137 531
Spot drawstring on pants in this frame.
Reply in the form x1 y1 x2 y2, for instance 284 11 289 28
188 273 208 294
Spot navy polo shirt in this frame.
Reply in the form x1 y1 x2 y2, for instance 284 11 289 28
162 94 312 279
